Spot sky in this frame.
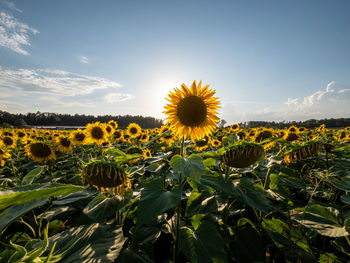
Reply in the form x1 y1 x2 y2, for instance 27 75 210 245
0 0 350 124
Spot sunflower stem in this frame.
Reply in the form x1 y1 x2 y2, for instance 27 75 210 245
173 137 185 263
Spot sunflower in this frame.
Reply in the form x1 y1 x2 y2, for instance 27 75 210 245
105 124 115 136
82 160 131 199
221 143 265 168
237 130 248 140
139 133 150 143
1 135 17 148
283 132 300 142
337 130 347 142
112 130 124 141
253 129 274 143
126 123 142 139
108 120 118 129
0 146 11 167
284 142 324 165
70 129 87 145
26 142 56 163
85 122 108 145
143 148 152 158
230 124 240 132
211 139 221 147
163 80 220 141
55 136 73 153
288 126 299 133
194 136 210 151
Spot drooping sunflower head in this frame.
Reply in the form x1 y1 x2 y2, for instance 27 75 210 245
85 122 108 145
283 141 324 165
70 129 87 145
221 142 265 168
253 129 275 143
283 132 300 142
25 142 56 163
163 80 220 141
55 136 73 153
82 160 131 199
126 123 142 139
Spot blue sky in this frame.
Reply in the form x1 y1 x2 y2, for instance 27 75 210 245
0 0 350 124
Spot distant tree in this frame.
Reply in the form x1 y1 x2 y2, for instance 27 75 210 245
14 118 27 127
219 119 227 128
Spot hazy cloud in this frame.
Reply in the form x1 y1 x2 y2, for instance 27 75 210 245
0 0 22 12
0 66 122 96
79 56 89 64
104 93 134 103
221 81 350 123
0 12 39 55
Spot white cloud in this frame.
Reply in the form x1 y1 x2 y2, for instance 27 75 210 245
0 0 22 12
0 12 39 55
79 56 89 64
0 66 122 96
104 93 134 103
221 81 350 123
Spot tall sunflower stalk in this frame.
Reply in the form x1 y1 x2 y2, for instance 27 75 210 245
164 80 220 263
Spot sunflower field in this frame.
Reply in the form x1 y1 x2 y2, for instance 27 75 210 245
1 82 350 262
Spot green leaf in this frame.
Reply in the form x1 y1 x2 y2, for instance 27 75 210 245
262 219 314 261
340 194 350 205
179 219 227 263
185 191 218 218
52 189 96 205
232 218 265 263
83 194 125 222
0 183 85 212
319 253 342 263
137 179 181 225
0 197 48 232
22 166 47 185
39 223 125 262
291 205 348 237
114 153 142 163
203 158 216 167
329 177 350 192
170 154 205 183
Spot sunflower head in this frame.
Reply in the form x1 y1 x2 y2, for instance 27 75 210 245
284 141 324 165
139 133 150 143
211 139 221 147
2 135 17 148
26 142 56 163
71 129 87 145
82 160 131 199
283 132 300 142
108 120 118 129
55 136 73 153
221 143 265 168
85 122 108 145
254 129 274 143
230 124 240 132
237 130 248 140
164 80 220 141
126 123 142 139
143 148 152 158
288 126 299 133
111 130 123 142
194 136 210 151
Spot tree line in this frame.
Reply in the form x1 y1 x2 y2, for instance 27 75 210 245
239 118 350 129
0 111 163 129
